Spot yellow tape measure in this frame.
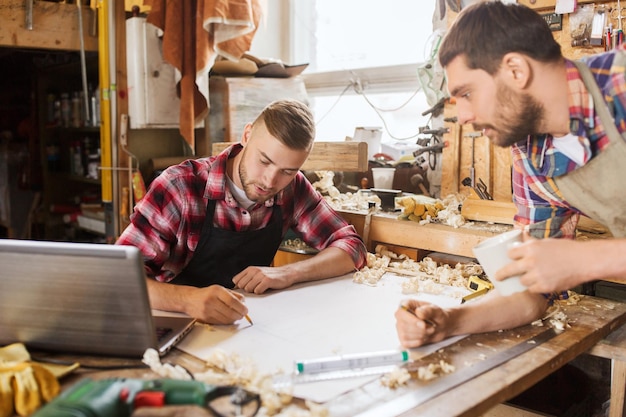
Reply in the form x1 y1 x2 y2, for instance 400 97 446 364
468 275 493 292
462 276 494 304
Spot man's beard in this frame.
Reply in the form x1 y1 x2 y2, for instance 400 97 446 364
238 151 274 203
476 83 544 148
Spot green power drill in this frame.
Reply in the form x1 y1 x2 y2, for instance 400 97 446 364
31 377 261 417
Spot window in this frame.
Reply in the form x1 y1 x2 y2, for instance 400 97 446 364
291 0 444 151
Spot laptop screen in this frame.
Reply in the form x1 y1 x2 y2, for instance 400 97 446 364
0 239 161 357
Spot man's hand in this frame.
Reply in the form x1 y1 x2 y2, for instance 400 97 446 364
184 285 249 325
232 266 293 294
497 238 609 293
395 300 450 348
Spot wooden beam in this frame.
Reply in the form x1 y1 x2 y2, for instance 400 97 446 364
0 0 98 51
211 141 369 172
338 210 506 257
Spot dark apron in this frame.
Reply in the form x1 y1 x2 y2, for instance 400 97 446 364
553 57 626 238
174 198 284 288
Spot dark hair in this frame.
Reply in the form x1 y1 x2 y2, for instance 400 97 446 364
253 99 315 151
439 1 562 74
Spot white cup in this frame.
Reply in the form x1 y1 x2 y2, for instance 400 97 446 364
472 229 527 296
371 167 395 189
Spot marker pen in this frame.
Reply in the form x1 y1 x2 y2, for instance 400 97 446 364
295 349 409 374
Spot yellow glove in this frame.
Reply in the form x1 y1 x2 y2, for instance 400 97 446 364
0 344 60 417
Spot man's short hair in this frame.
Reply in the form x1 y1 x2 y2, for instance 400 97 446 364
439 1 562 74
253 99 315 151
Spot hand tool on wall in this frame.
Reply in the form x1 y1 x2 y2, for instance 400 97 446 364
462 176 489 200
25 0 34 30
410 173 431 197
476 178 493 200
463 131 483 188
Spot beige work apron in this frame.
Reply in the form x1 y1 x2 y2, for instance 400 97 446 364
554 57 626 238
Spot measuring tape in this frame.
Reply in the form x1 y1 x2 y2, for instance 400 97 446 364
353 327 559 417
462 275 494 303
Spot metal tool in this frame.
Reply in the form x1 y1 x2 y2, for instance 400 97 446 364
413 143 445 157
462 176 489 200
25 0 34 30
461 275 494 303
476 178 493 200
464 131 482 188
354 328 559 417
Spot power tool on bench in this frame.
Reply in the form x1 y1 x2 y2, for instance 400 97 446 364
31 377 260 417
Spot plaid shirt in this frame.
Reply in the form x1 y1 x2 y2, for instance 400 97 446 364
117 144 367 282
511 45 626 238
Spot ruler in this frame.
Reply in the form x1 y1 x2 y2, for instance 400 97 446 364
354 327 558 417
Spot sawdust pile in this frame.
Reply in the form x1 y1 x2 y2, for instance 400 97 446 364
396 194 466 228
143 348 328 417
531 290 584 332
353 245 481 299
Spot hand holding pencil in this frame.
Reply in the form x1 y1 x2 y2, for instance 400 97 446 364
396 299 446 348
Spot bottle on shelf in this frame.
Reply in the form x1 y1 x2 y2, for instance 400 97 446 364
71 92 81 128
60 93 71 128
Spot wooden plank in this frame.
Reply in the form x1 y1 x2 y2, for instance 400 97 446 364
461 198 517 225
338 210 507 257
211 141 369 172
0 0 98 51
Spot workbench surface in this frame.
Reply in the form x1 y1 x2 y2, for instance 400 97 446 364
41 294 626 417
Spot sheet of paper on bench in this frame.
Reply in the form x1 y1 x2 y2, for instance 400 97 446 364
176 272 467 403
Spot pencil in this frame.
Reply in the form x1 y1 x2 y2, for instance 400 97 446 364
244 314 253 325
399 303 437 328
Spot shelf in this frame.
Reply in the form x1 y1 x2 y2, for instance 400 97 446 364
77 215 106 235
47 172 101 185
45 126 100 134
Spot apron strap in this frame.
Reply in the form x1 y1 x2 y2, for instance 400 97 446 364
572 59 622 146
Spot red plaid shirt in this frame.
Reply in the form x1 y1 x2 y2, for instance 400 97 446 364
117 144 367 282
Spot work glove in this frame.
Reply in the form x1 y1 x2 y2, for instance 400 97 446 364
0 343 60 417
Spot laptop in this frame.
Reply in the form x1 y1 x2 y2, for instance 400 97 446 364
0 239 196 358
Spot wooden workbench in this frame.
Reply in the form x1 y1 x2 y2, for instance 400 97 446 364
40 294 626 417
328 295 626 417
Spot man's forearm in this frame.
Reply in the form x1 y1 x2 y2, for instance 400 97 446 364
446 291 549 337
280 247 357 285
146 278 192 314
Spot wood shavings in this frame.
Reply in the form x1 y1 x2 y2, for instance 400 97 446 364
311 171 340 199
396 194 466 228
414 360 455 381
354 246 477 300
562 290 583 305
143 348 330 417
375 244 408 260
531 304 570 332
380 367 411 388
323 190 380 212
353 266 386 285
142 349 193 380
